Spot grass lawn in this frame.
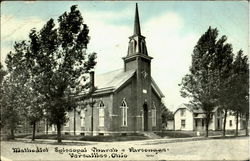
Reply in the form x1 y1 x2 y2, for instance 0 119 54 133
12 133 149 142
2 130 247 142
156 129 247 138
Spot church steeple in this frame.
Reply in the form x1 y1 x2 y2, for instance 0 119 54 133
126 3 149 57
134 3 141 36
123 3 152 72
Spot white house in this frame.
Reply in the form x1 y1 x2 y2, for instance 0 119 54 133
224 111 246 130
173 105 243 131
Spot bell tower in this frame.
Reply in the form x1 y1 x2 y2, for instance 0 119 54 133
123 3 153 131
123 3 153 72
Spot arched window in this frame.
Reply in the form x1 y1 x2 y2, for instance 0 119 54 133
120 99 128 126
152 102 157 127
98 100 105 127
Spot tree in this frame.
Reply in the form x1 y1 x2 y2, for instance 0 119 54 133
0 63 7 128
25 5 97 142
0 63 6 84
180 27 222 137
1 41 33 139
228 50 249 136
211 35 234 137
180 26 248 137
24 88 45 141
4 40 46 141
1 75 23 139
161 103 174 127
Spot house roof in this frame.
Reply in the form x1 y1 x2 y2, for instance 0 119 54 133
93 68 164 98
192 106 219 113
174 104 219 115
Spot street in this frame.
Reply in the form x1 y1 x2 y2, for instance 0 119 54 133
1 136 249 160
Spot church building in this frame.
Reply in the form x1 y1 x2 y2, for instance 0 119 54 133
51 4 164 136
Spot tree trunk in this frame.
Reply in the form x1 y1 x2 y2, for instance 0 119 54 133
74 108 76 136
235 111 239 136
32 122 36 141
46 119 48 135
205 118 209 137
223 109 228 137
57 123 62 143
245 113 249 136
10 128 15 140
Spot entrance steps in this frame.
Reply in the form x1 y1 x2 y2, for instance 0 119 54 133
140 131 162 139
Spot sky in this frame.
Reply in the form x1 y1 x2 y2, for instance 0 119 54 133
1 1 249 111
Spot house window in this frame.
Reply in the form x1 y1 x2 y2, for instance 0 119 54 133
152 102 157 127
80 109 86 127
120 99 128 126
65 112 69 127
229 120 233 127
180 109 186 117
181 120 186 128
98 101 105 127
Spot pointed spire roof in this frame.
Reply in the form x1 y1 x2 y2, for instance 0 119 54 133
124 3 152 59
134 3 141 36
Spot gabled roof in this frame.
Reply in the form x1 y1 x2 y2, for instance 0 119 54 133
173 105 192 115
174 104 219 115
93 69 164 98
94 69 135 94
192 106 219 113
151 77 164 98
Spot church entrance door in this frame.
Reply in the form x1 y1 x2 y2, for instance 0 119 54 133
143 103 148 131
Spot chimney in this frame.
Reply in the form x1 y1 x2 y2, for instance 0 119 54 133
90 71 95 92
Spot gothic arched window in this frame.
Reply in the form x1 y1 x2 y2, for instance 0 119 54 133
120 99 128 126
98 100 105 127
152 102 157 127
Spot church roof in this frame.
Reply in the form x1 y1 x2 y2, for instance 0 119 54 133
94 69 135 94
93 69 164 98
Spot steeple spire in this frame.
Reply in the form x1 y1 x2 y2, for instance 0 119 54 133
134 3 141 36
125 3 152 59
123 3 152 72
